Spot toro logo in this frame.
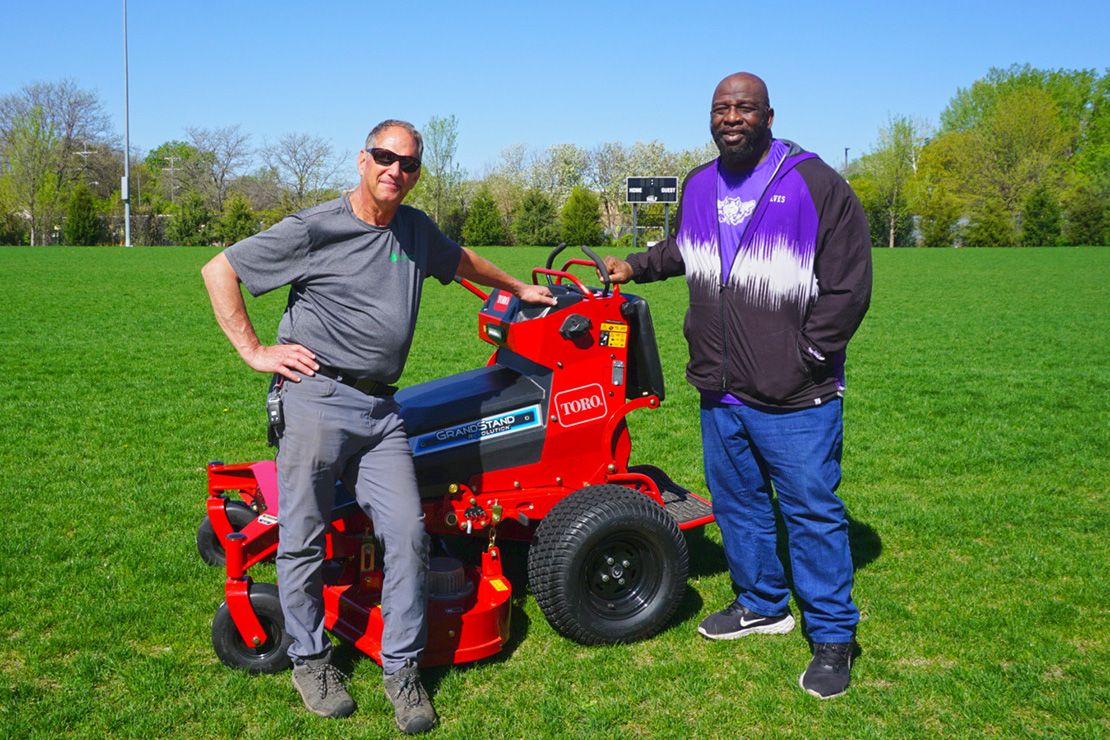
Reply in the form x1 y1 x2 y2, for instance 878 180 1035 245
553 383 607 427
495 292 512 309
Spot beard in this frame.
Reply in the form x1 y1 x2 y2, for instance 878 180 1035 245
712 118 772 170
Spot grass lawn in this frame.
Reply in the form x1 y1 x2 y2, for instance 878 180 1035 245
0 245 1106 739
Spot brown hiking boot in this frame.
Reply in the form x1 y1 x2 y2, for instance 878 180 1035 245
291 657 356 718
383 660 436 734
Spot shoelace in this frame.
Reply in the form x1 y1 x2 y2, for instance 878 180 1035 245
722 601 748 617
395 674 426 708
812 643 852 668
313 664 349 698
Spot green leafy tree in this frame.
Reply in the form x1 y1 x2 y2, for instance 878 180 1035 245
561 186 605 246
144 140 207 206
217 193 258 244
64 183 102 245
1019 185 1062 246
963 200 1016 248
512 189 561 246
440 203 467 244
462 190 509 246
419 114 465 228
0 105 59 245
917 190 961 248
858 115 930 247
0 206 24 244
1063 186 1109 246
167 193 212 246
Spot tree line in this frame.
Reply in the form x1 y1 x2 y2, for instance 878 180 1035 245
3 65 1108 248
852 64 1110 247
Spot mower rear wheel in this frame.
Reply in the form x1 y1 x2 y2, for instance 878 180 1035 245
211 583 292 674
196 500 257 566
528 485 688 645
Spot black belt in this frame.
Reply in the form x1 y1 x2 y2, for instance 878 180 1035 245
314 365 397 396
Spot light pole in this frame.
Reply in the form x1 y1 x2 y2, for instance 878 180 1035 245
844 147 849 174
122 0 132 246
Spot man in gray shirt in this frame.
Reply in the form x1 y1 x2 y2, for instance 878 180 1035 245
202 120 554 734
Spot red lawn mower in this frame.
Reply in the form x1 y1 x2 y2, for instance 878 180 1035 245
199 245 714 673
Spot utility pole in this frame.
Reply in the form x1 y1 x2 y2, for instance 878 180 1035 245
122 0 132 246
76 148 98 184
163 155 182 203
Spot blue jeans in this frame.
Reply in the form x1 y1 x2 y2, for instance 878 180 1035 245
700 397 858 642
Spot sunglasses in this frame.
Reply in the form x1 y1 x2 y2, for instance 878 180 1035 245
366 148 421 173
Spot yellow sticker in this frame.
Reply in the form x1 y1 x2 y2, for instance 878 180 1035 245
600 322 627 334
489 579 509 592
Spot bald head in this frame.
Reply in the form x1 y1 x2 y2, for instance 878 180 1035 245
713 73 770 110
710 72 774 171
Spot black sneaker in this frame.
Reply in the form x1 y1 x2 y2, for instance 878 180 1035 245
799 642 853 699
291 657 356 718
383 660 437 734
697 601 795 640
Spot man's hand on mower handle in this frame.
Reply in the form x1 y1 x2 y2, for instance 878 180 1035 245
244 343 319 382
515 282 557 306
602 255 634 284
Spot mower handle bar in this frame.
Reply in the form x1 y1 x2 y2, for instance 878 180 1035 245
453 276 489 300
542 243 612 297
530 268 596 299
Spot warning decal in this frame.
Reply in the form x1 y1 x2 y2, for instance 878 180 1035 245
599 322 628 348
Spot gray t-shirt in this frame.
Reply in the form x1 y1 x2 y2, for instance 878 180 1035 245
224 195 462 382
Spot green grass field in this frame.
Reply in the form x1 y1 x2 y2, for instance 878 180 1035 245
1 245 1107 739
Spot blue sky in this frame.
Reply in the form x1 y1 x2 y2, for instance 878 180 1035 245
3 0 1106 177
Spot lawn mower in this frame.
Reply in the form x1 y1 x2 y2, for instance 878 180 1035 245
199 244 714 673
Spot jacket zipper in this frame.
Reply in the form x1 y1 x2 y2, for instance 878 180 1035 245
716 151 791 393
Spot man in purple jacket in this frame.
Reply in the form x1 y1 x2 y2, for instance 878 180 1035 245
604 72 871 699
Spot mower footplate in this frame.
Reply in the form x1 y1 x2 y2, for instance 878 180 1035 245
629 464 714 529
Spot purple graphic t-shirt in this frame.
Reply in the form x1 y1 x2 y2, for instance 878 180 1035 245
716 139 789 281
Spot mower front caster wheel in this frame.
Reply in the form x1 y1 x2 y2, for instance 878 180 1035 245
211 583 293 674
528 484 689 645
196 500 258 566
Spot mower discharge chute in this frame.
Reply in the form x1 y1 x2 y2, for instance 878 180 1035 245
201 245 714 673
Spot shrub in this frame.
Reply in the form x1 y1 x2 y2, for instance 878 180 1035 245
462 191 510 246
64 184 103 246
512 189 561 246
561 186 604 247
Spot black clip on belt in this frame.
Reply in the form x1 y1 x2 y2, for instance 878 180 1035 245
314 365 397 397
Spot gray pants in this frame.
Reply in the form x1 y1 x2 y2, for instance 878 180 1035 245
275 372 428 673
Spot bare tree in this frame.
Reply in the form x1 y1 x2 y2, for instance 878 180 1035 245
262 132 346 210
186 124 253 211
586 141 629 227
0 78 115 192
479 143 531 219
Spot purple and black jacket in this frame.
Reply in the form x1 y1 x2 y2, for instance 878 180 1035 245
626 140 872 409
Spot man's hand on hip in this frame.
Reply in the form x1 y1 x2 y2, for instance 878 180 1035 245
245 343 319 382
